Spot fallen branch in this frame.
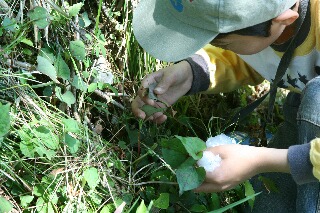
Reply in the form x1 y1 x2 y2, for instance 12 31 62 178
6 59 35 71
0 0 10 14
94 89 125 110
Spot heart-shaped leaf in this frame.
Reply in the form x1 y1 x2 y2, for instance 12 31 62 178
176 136 206 160
28 6 51 29
176 166 206 195
83 167 100 189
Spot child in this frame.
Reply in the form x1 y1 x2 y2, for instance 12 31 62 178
131 0 320 212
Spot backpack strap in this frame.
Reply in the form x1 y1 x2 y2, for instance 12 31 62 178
268 0 309 119
229 1 309 125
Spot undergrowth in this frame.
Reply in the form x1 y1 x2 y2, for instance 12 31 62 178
0 0 286 212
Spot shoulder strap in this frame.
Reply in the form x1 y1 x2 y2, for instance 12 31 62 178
229 1 309 125
268 0 308 119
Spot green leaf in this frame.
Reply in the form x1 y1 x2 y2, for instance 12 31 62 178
211 193 221 209
20 139 35 158
43 86 53 97
55 54 70 80
83 167 100 189
176 136 206 160
98 83 118 95
28 6 51 29
62 118 80 133
88 83 98 92
162 148 188 169
36 198 46 212
33 185 45 197
35 145 56 160
40 47 55 63
160 138 188 154
0 103 10 137
49 193 58 205
34 126 59 150
98 43 107 57
2 17 19 32
70 40 86 61
55 87 76 107
36 197 54 213
21 38 34 47
208 192 261 213
80 12 91 27
190 204 207 212
258 176 279 193
136 200 147 213
72 75 87 91
37 56 57 81
65 133 81 154
69 3 84 17
179 157 197 169
20 195 34 208
85 33 92 41
141 105 166 117
90 193 102 205
244 180 256 210
0 196 13 213
100 204 115 213
176 166 206 195
153 193 169 209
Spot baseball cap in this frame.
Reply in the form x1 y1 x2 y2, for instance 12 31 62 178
133 0 297 62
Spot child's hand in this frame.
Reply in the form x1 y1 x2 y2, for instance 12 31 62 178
194 145 290 192
132 61 193 124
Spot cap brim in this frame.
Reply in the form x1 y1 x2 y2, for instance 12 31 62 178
133 0 217 62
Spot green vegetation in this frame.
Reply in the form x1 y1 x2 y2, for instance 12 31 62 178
0 1 286 212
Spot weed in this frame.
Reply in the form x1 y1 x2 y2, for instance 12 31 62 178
0 1 285 212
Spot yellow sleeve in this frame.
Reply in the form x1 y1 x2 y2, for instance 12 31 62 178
310 138 320 180
196 44 264 94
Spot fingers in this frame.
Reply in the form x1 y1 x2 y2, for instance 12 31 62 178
153 68 176 95
141 71 164 88
131 97 146 119
131 96 168 123
140 67 176 96
194 182 232 193
152 112 167 124
194 183 221 193
144 109 168 124
133 68 175 123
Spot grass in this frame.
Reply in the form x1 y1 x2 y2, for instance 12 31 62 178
0 1 286 212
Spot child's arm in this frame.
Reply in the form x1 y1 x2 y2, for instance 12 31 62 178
194 145 290 192
188 44 264 95
195 138 320 193
132 44 264 123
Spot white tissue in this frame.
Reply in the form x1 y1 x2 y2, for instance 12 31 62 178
197 151 221 172
206 133 236 148
197 133 236 172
